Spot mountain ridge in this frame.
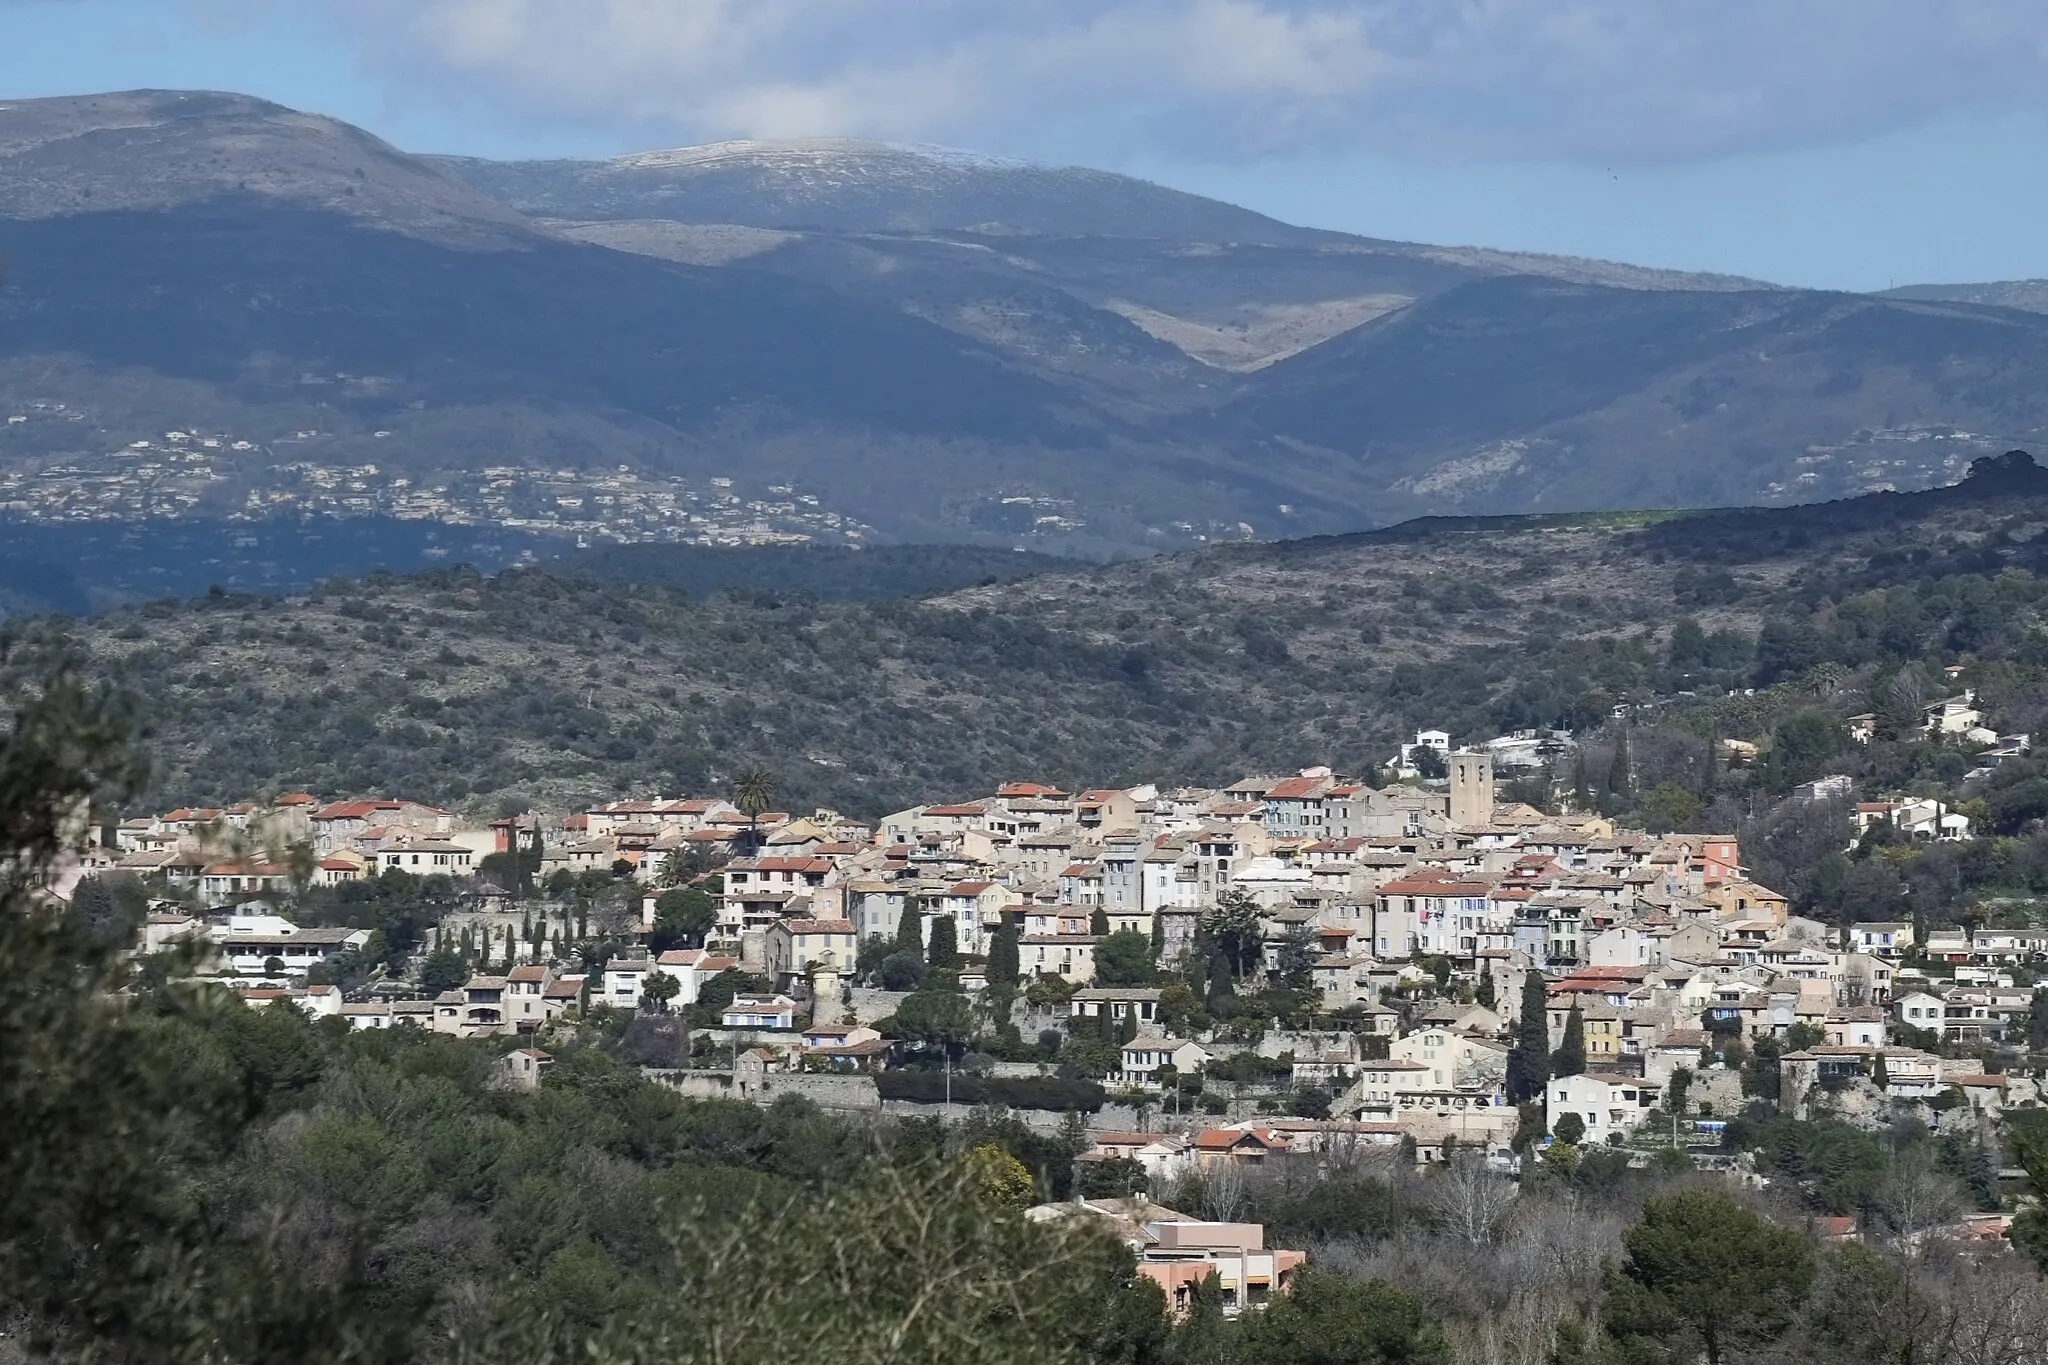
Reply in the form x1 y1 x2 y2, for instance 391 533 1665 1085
3 87 2047 563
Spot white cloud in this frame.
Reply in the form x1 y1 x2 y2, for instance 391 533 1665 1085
304 0 2048 161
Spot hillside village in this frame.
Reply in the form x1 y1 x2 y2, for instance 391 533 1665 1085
69 730 2048 1245
0 416 870 546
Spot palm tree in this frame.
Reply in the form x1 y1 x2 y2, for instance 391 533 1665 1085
731 768 777 854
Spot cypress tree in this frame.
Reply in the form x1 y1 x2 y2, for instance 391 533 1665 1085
1571 751 1590 811
1090 906 1111 936
1206 953 1235 1003
987 914 1020 987
896 900 922 953
1553 1003 1587 1078
1606 728 1632 798
926 915 958 969
1507 970 1551 1103
1477 966 1496 1009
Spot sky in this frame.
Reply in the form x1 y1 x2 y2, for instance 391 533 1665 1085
9 0 2048 291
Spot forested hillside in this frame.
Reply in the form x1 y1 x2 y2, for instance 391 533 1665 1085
13 452 2048 831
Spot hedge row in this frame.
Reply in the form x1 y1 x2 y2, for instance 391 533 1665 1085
875 1071 1105 1112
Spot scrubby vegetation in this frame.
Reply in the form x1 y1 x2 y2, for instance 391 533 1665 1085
11 452 2048 840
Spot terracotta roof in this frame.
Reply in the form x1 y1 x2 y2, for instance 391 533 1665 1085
1266 776 1327 799
1194 1127 1289 1151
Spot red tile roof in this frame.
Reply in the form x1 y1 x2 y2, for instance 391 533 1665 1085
998 782 1069 798
1266 776 1327 799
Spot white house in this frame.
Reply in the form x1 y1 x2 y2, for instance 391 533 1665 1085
1823 1007 1888 1049
1850 922 1914 959
722 994 799 1030
1118 1037 1213 1089
207 907 370 977
603 952 656 1010
651 948 741 1006
1546 1072 1662 1141
1891 990 1947 1034
1923 692 1981 735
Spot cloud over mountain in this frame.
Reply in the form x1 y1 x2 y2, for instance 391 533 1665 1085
304 0 2048 161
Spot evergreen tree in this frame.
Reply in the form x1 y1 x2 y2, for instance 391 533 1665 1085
896 900 922 953
1205 953 1236 1004
987 914 1020 987
1089 905 1111 936
1571 750 1590 810
1553 1003 1587 1078
1476 965 1496 1009
926 914 958 969
1607 728 1632 798
1506 970 1551 1103
1700 731 1720 798
67 875 124 945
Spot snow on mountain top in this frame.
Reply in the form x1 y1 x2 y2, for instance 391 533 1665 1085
611 139 1041 174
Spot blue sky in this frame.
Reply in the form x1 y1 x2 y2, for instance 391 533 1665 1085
10 0 2048 291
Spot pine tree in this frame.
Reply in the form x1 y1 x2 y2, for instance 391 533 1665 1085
926 915 958 969
896 900 922 953
1506 970 1551 1103
1553 1003 1587 1078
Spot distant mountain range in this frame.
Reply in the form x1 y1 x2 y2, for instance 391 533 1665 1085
3 88 2047 565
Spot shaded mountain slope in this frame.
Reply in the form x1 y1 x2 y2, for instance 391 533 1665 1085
1231 279 2048 510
